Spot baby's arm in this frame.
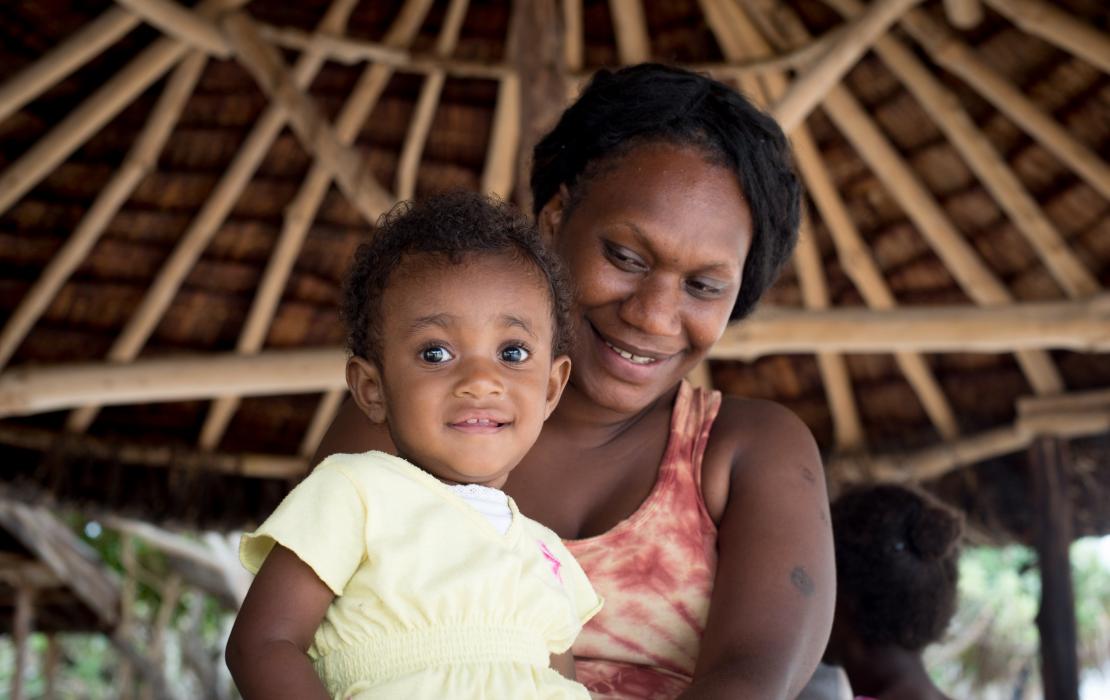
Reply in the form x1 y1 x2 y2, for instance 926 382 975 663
226 545 334 699
550 650 577 681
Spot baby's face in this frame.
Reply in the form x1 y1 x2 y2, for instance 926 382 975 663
355 253 569 488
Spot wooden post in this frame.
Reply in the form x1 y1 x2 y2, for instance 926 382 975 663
11 585 34 700
43 635 61 700
1029 436 1079 700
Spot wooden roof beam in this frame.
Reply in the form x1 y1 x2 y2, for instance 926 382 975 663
394 0 469 200
66 0 361 434
833 388 1110 484
983 0 1110 74
197 0 430 450
115 0 232 57
221 12 394 222
609 0 651 64
0 7 141 124
771 0 922 132
0 52 207 371
900 9 1110 202
943 0 982 29
5 298 1107 417
827 0 1100 299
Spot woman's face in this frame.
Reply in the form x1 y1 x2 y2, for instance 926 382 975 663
541 142 754 414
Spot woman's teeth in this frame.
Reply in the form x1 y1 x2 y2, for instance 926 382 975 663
605 340 656 365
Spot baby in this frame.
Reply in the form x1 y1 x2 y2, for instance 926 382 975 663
226 192 600 699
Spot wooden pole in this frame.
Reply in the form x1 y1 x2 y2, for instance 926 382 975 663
43 635 61 700
900 9 1110 202
770 0 922 132
507 0 566 213
609 0 651 63
10 585 34 700
480 74 522 199
299 389 346 459
394 0 469 200
0 424 306 479
826 0 1099 299
196 0 428 449
1029 436 1080 700
0 7 141 123
702 0 949 441
0 51 208 371
115 0 232 57
221 12 394 223
0 0 244 219
943 0 982 29
67 0 360 432
563 0 584 74
984 0 1110 74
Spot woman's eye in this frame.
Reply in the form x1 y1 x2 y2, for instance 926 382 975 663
686 279 725 298
605 243 646 271
420 346 453 363
499 345 530 363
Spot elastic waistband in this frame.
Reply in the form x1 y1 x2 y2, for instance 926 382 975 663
314 625 550 691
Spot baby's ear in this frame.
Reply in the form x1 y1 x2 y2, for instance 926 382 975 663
347 356 387 424
544 355 572 419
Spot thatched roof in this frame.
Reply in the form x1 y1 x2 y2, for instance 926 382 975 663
0 0 1107 539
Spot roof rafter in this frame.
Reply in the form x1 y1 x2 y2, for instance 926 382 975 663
983 0 1110 74
114 0 231 57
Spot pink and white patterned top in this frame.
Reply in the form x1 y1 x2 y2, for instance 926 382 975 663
565 380 722 699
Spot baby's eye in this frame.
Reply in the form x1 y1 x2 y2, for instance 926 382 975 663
420 346 454 363
499 345 530 363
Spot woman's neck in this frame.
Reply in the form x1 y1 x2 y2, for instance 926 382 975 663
545 380 678 449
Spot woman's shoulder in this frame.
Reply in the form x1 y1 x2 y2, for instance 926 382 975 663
706 395 818 467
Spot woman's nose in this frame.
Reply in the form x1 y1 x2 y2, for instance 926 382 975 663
453 357 505 399
619 274 682 337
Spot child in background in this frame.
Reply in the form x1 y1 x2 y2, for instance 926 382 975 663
225 192 601 699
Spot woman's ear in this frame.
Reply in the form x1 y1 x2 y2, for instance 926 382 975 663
346 356 387 424
544 355 572 420
537 184 570 242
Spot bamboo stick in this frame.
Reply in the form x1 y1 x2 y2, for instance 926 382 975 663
11 585 33 700
770 0 922 132
817 86 1064 393
116 0 231 57
900 9 1110 202
826 0 1100 299
394 0 469 200
0 51 208 371
257 24 511 79
67 0 359 433
0 0 243 219
221 12 394 222
0 7 141 124
609 0 651 63
197 0 430 449
299 388 346 458
709 296 1110 360
943 0 982 29
480 74 521 198
0 425 306 480
5 297 1106 417
3 348 347 418
563 0 584 73
983 0 1110 73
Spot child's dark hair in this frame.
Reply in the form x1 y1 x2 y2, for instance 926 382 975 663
531 63 801 320
342 191 573 364
832 484 964 651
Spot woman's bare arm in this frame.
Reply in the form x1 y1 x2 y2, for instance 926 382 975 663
225 546 336 699
681 400 835 700
309 396 395 467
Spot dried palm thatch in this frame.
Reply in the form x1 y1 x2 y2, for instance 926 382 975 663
0 0 1106 539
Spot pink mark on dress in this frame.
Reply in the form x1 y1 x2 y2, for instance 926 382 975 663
538 541 563 583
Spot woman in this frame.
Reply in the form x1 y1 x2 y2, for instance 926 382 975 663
315 63 835 699
823 485 962 700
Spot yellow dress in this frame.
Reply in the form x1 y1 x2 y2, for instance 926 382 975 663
240 451 602 699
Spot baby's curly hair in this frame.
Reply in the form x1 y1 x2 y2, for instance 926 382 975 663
341 191 574 365
832 484 964 651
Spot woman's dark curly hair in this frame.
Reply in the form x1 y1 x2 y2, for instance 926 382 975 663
530 63 802 320
832 484 964 651
342 191 574 364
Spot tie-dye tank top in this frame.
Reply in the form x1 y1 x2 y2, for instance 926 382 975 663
565 380 722 699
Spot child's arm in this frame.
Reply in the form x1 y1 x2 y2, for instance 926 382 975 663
550 650 577 681
226 545 335 699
